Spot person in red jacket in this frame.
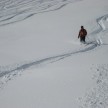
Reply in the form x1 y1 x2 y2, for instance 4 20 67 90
78 26 87 43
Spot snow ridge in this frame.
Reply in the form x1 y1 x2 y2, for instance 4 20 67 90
96 14 108 45
89 14 108 45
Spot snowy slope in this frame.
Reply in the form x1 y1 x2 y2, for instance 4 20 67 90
0 0 80 26
0 0 108 108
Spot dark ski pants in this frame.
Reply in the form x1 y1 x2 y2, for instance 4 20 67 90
80 36 85 42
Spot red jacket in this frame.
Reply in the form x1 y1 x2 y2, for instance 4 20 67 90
78 29 87 38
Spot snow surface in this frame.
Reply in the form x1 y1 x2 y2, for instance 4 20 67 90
0 0 108 108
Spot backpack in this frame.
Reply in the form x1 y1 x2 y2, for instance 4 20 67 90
84 29 87 36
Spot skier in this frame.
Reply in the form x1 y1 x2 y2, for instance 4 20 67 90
78 26 87 43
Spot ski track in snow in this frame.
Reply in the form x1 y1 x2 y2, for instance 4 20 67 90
0 44 97 77
0 0 81 26
0 0 108 88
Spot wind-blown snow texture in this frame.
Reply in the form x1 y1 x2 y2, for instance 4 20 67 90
79 65 108 108
0 0 108 108
0 0 79 26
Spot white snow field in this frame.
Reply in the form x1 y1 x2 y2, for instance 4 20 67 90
0 0 108 108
